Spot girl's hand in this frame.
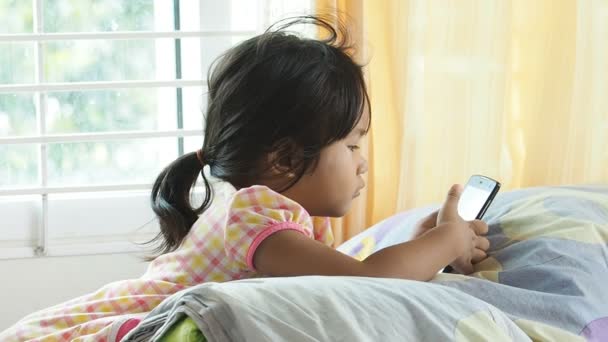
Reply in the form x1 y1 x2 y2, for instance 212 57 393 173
445 220 489 274
436 184 490 274
412 210 439 240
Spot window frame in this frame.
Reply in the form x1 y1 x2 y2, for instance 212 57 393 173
0 0 313 260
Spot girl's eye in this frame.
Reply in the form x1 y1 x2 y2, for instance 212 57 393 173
348 145 360 151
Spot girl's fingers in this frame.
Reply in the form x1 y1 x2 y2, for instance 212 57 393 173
472 248 487 264
475 236 490 251
469 219 489 235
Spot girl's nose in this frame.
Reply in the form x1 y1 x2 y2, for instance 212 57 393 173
358 158 368 175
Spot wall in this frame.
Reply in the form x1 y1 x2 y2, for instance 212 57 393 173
0 253 148 331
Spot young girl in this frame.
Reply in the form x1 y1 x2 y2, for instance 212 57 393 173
2 16 488 342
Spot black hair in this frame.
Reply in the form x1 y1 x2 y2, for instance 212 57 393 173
148 15 371 256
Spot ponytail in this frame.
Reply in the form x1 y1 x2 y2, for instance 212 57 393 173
148 151 213 257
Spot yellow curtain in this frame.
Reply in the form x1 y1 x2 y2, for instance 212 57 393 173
317 0 608 245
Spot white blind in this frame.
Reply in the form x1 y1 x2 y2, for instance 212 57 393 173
0 0 314 259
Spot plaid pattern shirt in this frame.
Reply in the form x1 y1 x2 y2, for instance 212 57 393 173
2 176 333 341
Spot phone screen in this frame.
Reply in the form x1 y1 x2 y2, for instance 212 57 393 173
457 175 500 221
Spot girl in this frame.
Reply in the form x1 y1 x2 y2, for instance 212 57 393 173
2 16 488 341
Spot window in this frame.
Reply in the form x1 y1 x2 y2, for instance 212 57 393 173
0 0 314 259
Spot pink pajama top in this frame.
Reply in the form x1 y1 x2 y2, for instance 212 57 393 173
2 174 333 341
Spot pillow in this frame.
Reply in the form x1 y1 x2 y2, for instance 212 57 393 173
126 275 529 341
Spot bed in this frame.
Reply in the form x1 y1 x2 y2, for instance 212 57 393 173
123 185 608 341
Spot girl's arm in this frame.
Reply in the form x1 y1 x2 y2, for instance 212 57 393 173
254 185 483 281
253 221 472 282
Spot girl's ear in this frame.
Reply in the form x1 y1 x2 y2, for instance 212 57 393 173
267 138 302 178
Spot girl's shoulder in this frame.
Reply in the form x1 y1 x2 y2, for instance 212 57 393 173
218 184 332 270
225 184 334 245
228 184 311 225
204 178 333 248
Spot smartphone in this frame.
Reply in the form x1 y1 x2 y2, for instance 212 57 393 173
457 175 501 221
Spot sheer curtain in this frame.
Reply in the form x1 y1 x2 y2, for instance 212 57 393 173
317 0 608 245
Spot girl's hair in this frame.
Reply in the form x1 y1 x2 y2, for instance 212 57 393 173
149 15 370 256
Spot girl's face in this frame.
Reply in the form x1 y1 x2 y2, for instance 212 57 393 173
282 110 369 217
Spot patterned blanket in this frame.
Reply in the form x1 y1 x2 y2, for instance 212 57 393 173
339 185 608 340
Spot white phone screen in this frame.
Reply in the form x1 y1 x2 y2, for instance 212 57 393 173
457 185 492 221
